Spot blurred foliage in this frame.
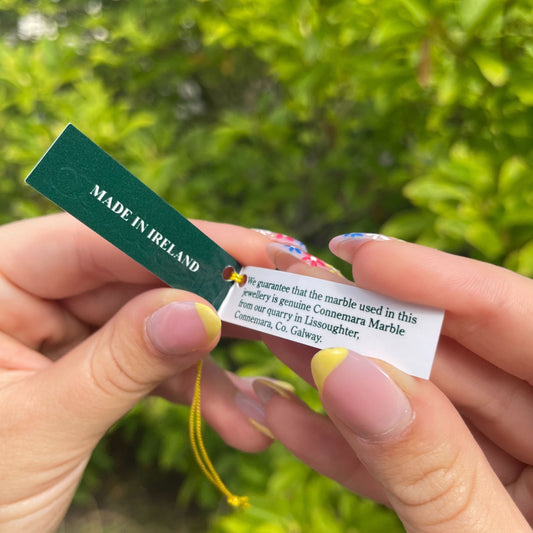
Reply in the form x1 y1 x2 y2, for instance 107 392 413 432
2 0 533 530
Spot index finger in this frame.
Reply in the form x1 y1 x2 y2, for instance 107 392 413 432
0 214 274 299
330 235 533 381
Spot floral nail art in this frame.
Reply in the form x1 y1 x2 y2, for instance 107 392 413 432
340 233 392 241
252 229 307 251
279 245 343 276
329 232 396 260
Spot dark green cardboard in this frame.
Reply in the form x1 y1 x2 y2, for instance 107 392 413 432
26 124 240 308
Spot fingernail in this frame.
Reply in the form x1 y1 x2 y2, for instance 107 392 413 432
335 232 392 241
311 348 412 439
234 390 266 422
329 233 394 262
234 390 272 439
146 302 221 355
248 419 275 439
245 379 294 440
195 303 222 341
330 232 392 247
252 229 307 251
252 378 294 404
269 243 343 276
311 347 349 395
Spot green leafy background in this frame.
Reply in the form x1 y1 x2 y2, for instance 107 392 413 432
2 0 533 531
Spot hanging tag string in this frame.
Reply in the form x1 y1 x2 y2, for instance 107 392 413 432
188 265 249 508
189 360 250 508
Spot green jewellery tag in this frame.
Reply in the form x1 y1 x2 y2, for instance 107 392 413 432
26 124 239 308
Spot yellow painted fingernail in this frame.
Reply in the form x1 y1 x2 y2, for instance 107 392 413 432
248 418 275 439
253 378 294 403
311 348 349 394
195 303 221 342
269 379 295 395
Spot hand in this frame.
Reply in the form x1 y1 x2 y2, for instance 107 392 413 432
253 235 533 531
0 213 274 532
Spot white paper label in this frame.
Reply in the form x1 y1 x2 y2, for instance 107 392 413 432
218 267 443 379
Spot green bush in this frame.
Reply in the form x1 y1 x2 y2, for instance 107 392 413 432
2 0 533 530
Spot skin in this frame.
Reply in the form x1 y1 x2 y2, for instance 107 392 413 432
260 237 533 532
0 213 273 532
2 214 532 531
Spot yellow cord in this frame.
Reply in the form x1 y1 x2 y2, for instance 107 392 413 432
189 360 250 509
228 271 246 285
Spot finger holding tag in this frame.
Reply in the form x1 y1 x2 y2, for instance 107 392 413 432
265 242 348 282
0 213 273 334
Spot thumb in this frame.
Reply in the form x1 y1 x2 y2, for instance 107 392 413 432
34 288 221 444
311 348 530 533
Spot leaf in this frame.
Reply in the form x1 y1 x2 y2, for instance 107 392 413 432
381 210 434 240
472 50 509 87
511 80 533 106
501 210 533 228
404 178 472 205
370 18 417 46
398 0 430 25
498 156 528 194
465 221 504 259
436 71 460 105
516 241 533 277
459 0 498 33
435 216 470 240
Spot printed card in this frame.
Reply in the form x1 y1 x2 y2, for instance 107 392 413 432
219 267 442 378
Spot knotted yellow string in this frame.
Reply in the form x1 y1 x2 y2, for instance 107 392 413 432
189 360 250 509
228 271 246 285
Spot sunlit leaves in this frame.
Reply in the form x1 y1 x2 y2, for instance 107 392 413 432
2 1 533 528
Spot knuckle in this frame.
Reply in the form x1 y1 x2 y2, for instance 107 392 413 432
388 440 480 529
446 269 509 337
87 327 148 399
